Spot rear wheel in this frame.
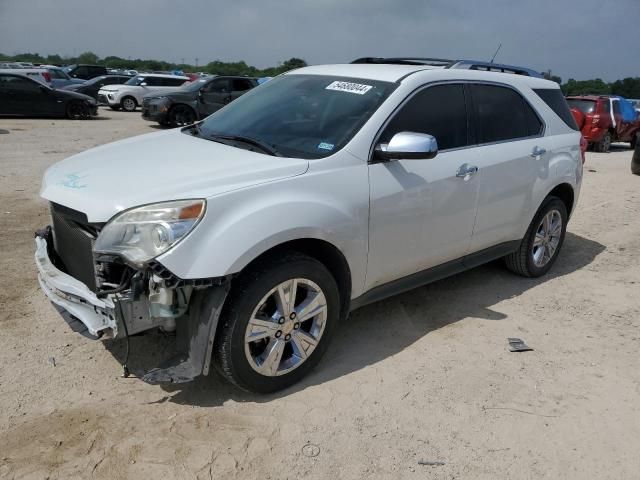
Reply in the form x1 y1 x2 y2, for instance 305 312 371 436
595 131 612 153
120 96 137 112
214 253 340 393
505 196 568 278
168 104 197 127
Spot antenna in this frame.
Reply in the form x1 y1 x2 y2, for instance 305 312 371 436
490 43 502 63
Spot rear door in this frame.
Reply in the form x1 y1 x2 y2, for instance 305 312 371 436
199 78 231 115
466 83 549 253
366 83 480 289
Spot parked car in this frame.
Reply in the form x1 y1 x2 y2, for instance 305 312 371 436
0 72 97 119
0 68 51 85
35 58 581 393
566 95 640 152
632 133 640 175
43 66 85 89
63 64 108 80
142 76 258 126
63 75 132 101
98 74 189 112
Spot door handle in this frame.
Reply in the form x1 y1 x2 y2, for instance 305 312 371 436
456 164 478 178
531 146 547 157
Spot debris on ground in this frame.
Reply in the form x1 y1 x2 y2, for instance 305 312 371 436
508 338 533 352
418 460 446 466
302 443 320 457
47 357 56 367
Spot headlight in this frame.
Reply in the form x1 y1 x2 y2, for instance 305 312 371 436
94 199 206 265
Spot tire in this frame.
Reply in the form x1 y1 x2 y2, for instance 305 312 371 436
214 252 340 393
595 131 612 153
505 196 568 278
632 140 640 175
630 132 638 150
66 101 88 120
168 104 197 127
120 96 137 112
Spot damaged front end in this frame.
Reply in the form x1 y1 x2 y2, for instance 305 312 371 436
35 201 230 384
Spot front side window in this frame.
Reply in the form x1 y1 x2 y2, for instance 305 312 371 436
204 79 229 93
379 84 469 150
196 74 395 159
471 84 542 143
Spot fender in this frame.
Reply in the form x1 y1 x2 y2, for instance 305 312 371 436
157 164 370 297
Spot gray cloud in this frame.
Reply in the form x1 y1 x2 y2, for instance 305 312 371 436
1 0 638 80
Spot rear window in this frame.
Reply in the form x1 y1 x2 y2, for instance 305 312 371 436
566 98 596 115
535 89 579 130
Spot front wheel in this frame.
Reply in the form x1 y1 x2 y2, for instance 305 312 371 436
168 105 196 127
505 196 568 277
66 101 89 119
214 253 340 393
120 96 137 112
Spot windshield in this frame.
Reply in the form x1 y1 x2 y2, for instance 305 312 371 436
181 78 211 92
194 74 396 159
567 99 596 114
125 75 146 86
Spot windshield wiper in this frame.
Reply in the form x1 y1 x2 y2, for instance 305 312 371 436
209 134 282 157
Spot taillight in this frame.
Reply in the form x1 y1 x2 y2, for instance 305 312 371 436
42 72 51 83
580 136 588 164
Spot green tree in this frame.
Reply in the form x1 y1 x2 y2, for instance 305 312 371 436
77 51 99 64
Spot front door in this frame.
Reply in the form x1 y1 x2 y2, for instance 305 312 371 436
366 83 480 290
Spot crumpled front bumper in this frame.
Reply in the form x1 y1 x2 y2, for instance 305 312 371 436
34 235 117 338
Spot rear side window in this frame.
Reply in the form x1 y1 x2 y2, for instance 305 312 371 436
232 79 254 91
163 77 187 87
534 89 579 130
142 77 162 86
380 84 469 150
470 84 542 143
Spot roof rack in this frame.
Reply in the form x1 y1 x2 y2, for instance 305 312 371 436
350 57 542 78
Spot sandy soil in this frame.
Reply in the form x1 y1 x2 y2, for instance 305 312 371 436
1 110 639 480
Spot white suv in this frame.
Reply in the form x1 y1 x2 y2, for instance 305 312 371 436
97 73 188 111
35 58 582 392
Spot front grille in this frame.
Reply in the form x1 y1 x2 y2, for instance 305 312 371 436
50 203 100 291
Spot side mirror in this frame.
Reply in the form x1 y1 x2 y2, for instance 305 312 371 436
375 131 438 161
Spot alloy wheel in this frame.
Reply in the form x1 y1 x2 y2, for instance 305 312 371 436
532 209 562 267
244 278 327 377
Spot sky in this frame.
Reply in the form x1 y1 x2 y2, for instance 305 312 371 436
1 0 638 81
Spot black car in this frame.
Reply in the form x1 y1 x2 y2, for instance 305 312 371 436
632 133 640 175
64 64 108 80
63 75 132 101
141 76 258 127
0 73 98 119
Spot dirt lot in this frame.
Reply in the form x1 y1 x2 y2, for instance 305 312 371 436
1 110 639 480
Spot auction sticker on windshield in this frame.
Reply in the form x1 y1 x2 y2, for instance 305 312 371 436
326 81 373 95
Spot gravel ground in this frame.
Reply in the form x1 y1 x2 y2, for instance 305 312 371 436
1 110 639 480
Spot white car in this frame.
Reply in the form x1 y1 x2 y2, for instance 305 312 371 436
35 58 582 393
97 73 188 111
0 68 51 85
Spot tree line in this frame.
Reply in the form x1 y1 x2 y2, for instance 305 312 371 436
2 51 639 98
0 51 307 78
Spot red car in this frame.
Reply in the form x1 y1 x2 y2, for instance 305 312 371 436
567 95 640 152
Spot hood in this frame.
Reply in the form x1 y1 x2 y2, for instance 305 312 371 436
99 84 132 93
40 129 309 222
142 88 187 99
54 89 96 102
